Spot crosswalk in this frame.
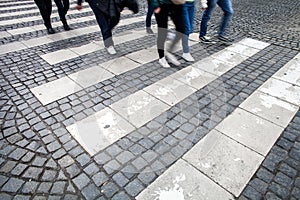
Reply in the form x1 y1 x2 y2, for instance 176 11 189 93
1 0 300 199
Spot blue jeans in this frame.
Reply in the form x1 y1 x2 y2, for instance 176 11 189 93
146 1 154 28
182 1 195 53
88 0 114 47
199 0 233 37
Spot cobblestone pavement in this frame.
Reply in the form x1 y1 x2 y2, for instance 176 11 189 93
0 0 299 199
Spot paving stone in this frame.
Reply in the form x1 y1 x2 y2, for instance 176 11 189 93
265 192 282 200
1 178 24 193
243 186 263 200
14 195 31 200
50 181 66 194
292 187 300 198
47 141 61 152
8 148 27 160
112 192 130 200
0 193 12 200
76 153 91 167
274 172 293 189
116 151 135 164
37 182 52 193
137 169 157 185
129 144 146 155
106 145 123 157
104 160 121 174
0 161 17 173
32 157 47 167
22 167 43 180
279 163 297 178
92 172 109 187
248 178 268 194
83 163 99 176
101 182 118 198
66 163 81 178
21 151 35 163
22 181 39 194
0 175 9 187
11 163 27 176
52 148 67 159
41 170 57 181
125 179 144 197
82 183 101 199
66 182 76 193
57 170 68 180
58 155 74 168
132 157 148 171
112 172 129 187
269 182 289 199
45 159 58 169
94 152 111 165
73 173 90 190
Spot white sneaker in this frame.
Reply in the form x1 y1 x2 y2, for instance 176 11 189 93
158 57 170 68
165 52 180 66
106 46 116 55
182 53 195 62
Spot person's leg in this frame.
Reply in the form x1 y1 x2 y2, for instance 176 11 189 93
54 0 70 30
146 1 154 28
88 1 113 48
181 2 195 61
217 0 233 36
169 4 185 53
154 5 169 59
199 0 217 38
62 0 70 15
181 3 190 54
34 0 54 33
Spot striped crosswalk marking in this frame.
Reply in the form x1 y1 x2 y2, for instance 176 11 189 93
136 52 300 199
66 38 270 156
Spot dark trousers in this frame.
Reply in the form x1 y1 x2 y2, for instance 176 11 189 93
155 4 185 58
146 1 154 28
88 0 114 47
34 0 52 28
54 0 69 24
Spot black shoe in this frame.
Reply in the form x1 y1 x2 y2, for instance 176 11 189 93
63 23 71 31
47 28 55 34
199 36 215 44
217 35 234 43
146 27 154 34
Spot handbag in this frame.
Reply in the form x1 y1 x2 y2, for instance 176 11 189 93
171 0 186 5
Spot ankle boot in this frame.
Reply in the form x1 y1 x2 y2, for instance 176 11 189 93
63 22 70 31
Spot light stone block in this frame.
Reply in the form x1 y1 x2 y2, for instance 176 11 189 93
259 78 300 106
215 108 284 156
70 42 103 56
144 76 196 106
30 77 82 105
47 31 77 41
211 49 248 66
192 57 234 76
118 16 145 26
238 38 270 49
110 90 170 128
226 43 260 57
67 108 135 156
170 66 217 90
40 49 78 65
7 26 36 36
125 48 157 64
183 130 264 197
68 66 114 88
273 58 300 87
137 159 234 200
101 56 140 75
239 91 298 127
0 31 11 38
21 37 55 48
0 42 27 55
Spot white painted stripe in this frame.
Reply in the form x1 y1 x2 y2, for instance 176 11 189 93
0 8 92 26
0 5 36 11
137 159 234 200
0 1 34 6
66 38 269 156
0 15 145 55
40 27 147 65
140 51 299 199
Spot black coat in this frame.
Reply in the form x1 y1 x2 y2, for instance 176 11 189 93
77 0 138 28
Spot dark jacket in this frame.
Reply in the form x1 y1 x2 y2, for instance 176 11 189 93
77 0 138 27
150 0 173 9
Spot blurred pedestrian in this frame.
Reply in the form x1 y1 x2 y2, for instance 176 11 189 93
34 0 55 34
199 0 234 43
76 0 139 55
151 0 186 68
54 0 71 31
146 0 154 34
181 0 195 61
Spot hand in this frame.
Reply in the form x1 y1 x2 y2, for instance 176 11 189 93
75 5 82 10
154 7 161 14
